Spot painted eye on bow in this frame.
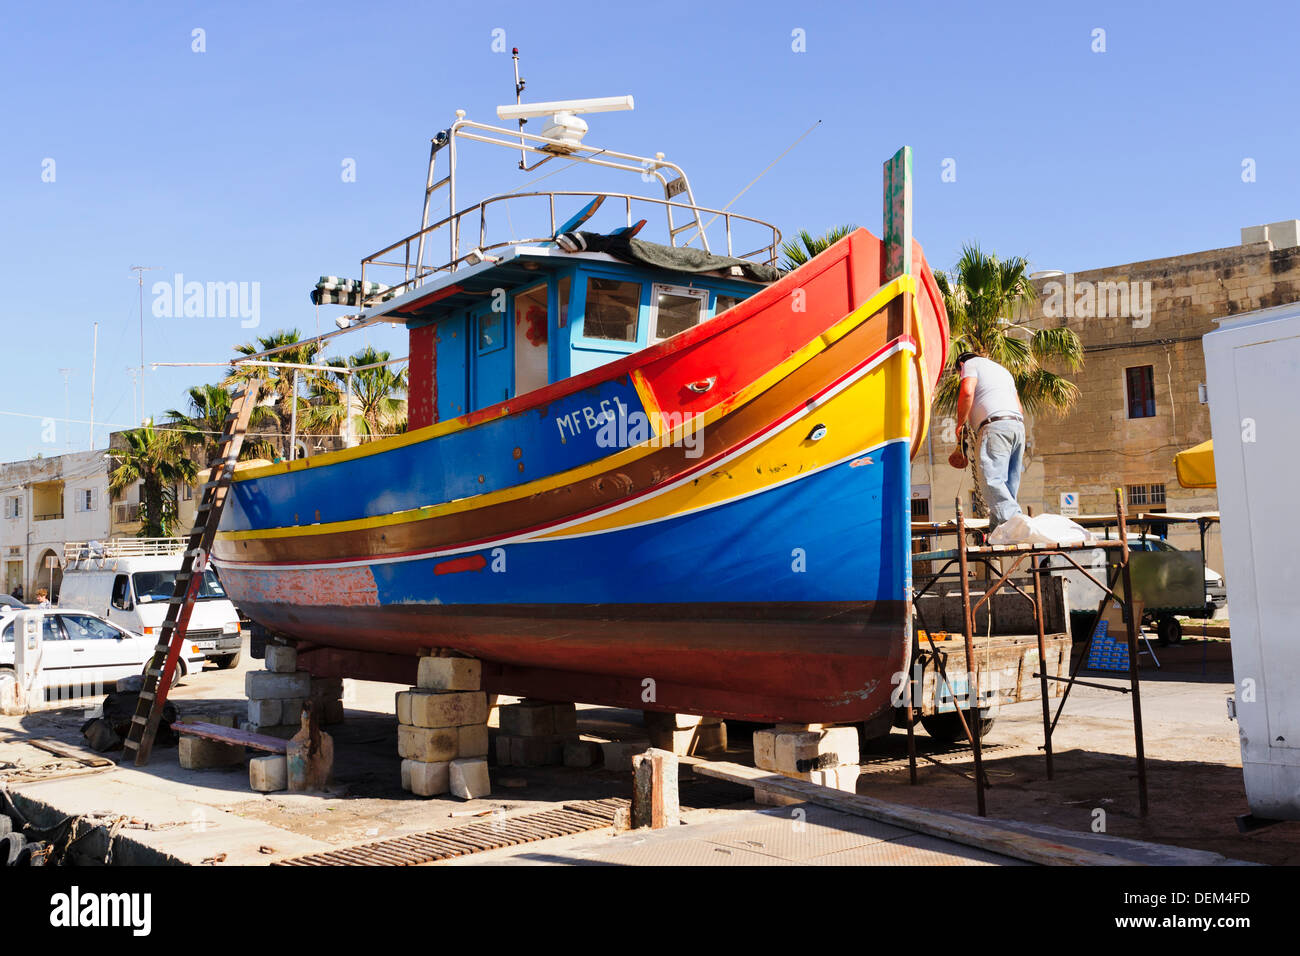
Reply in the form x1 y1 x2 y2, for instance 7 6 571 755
686 377 716 394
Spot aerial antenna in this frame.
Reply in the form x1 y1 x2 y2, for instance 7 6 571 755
130 265 159 423
511 47 527 169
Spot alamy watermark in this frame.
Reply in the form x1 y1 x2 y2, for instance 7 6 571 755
1042 276 1152 328
151 273 260 328
593 405 704 458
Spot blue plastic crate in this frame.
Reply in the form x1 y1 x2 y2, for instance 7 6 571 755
1085 620 1130 672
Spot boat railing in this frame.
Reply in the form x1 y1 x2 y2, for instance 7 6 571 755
359 190 782 306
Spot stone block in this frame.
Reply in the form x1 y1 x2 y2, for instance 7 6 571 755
753 728 779 771
647 721 727 756
264 645 298 673
397 724 459 762
457 723 490 758
774 727 859 776
249 755 287 792
246 697 281 727
245 670 310 700
563 739 604 768
309 676 344 701
400 758 413 791
600 741 647 774
498 701 555 737
417 656 482 692
631 749 679 829
509 734 566 767
449 757 491 799
399 690 487 728
407 759 451 797
551 702 578 735
279 698 307 727
179 735 245 770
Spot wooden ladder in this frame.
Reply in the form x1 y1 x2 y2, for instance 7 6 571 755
122 379 262 765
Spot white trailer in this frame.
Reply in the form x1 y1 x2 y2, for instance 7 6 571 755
1203 302 1300 820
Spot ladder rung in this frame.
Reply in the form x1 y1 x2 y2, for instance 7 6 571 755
132 715 148 726
154 644 170 654
139 691 155 702
122 738 139 750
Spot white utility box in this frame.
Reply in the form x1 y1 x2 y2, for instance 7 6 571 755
1203 302 1300 819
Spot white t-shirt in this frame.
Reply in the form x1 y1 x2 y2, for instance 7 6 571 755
960 357 1021 428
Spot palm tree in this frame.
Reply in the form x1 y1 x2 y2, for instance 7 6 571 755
165 382 277 467
934 244 1084 519
224 330 327 458
933 244 1083 416
304 346 408 444
779 225 857 270
108 421 199 538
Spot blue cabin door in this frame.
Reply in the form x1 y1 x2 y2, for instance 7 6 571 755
435 313 469 421
473 301 511 410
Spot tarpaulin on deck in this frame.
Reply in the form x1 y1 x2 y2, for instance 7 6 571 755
1175 438 1216 488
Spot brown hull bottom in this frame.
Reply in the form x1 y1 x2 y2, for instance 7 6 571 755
253 600 910 724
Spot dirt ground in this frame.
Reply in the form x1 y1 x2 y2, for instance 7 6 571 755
828 638 1300 865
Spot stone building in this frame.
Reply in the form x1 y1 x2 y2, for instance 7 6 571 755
913 220 1300 572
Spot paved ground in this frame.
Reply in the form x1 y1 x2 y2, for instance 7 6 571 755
0 634 1292 865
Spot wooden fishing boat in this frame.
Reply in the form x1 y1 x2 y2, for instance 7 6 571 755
211 96 949 723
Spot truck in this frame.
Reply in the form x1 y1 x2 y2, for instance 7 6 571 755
58 539 244 669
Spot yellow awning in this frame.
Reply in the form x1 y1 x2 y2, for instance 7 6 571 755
1174 439 1216 489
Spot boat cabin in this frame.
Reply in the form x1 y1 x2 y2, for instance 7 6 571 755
397 248 767 429
328 98 785 430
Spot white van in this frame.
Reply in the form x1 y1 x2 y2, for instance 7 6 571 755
59 539 244 669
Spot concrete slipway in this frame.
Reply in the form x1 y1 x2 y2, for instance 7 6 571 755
0 637 1270 866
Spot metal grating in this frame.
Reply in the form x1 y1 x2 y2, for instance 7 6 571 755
274 805 613 866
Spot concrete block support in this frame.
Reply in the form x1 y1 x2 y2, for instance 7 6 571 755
450 757 491 799
264 645 298 673
179 736 245 770
417 656 482 692
249 755 288 792
245 670 311 700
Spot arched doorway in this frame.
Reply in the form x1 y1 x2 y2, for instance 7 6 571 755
34 549 62 602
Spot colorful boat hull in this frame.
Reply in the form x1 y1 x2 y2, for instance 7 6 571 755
212 229 949 722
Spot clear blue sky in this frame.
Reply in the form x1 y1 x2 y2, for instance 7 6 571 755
2 0 1297 462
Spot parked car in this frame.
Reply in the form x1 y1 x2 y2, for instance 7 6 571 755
0 606 207 696
0 594 25 610
59 542 244 668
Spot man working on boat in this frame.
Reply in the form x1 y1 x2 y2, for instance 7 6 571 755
947 351 1025 533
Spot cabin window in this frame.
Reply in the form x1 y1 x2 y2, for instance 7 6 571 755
513 283 550 396
582 277 641 342
478 310 505 353
650 284 707 342
714 294 741 316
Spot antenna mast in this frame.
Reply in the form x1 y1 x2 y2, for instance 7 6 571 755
511 47 526 169
130 265 159 423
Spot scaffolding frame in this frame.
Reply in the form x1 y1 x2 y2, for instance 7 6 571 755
906 489 1149 818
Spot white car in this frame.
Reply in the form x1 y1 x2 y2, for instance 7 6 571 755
0 606 206 698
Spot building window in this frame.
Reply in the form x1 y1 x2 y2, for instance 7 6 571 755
182 483 193 502
1125 365 1156 419
1127 484 1166 508
911 498 931 520
74 488 97 512
3 496 20 519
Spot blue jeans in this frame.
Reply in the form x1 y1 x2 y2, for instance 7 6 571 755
978 420 1025 532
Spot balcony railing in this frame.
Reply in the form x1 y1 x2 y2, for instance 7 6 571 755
34 511 64 521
